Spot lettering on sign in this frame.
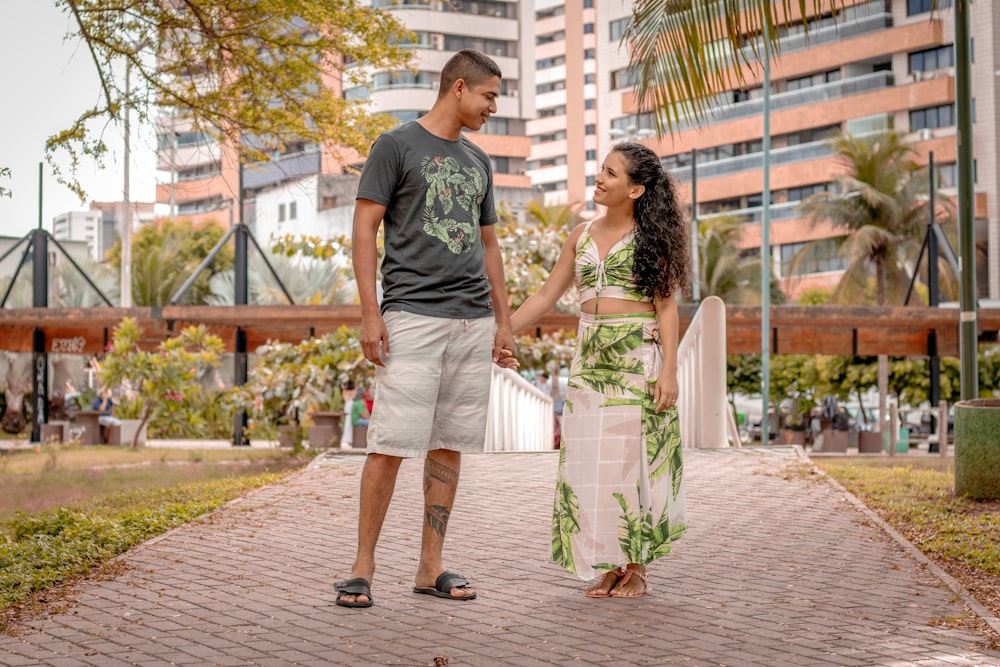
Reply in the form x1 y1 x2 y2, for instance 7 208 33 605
67 426 86 442
51 337 87 354
34 354 47 424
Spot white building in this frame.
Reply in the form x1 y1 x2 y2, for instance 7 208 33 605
52 210 103 262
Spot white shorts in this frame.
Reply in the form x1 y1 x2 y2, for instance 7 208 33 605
367 310 494 459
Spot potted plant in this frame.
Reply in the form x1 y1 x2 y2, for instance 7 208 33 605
953 398 1000 499
99 317 225 448
234 326 364 449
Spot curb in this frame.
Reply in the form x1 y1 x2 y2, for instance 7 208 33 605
806 453 1000 637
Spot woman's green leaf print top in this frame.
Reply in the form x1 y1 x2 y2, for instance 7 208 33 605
575 224 651 305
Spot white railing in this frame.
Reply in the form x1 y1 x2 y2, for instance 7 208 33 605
484 367 554 452
485 295 739 452
677 296 742 448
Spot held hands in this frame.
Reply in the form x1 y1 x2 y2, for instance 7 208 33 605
494 348 519 370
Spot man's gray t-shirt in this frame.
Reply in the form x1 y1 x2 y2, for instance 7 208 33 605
356 121 498 319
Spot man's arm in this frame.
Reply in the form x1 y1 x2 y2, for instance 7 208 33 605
352 198 389 366
481 224 514 363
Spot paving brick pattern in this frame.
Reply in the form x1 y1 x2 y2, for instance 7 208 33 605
2 446 999 666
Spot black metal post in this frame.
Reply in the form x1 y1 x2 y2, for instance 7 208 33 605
233 164 249 446
31 163 49 441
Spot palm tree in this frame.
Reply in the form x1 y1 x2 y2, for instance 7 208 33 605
796 131 955 306
627 1 849 135
205 252 355 306
696 215 784 305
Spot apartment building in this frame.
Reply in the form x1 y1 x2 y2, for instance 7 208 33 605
349 0 536 217
528 0 998 301
53 201 156 263
156 0 536 237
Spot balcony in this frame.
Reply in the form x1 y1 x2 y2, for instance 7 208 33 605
700 201 805 226
744 1 892 56
669 139 834 182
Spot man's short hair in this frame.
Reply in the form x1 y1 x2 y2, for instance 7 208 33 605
439 49 502 97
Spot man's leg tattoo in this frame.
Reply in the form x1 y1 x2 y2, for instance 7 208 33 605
425 457 457 537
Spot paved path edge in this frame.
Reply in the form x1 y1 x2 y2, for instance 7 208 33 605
801 448 1000 636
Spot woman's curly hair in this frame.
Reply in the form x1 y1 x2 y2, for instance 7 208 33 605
612 142 691 300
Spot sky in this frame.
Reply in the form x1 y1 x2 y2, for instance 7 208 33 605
0 1 157 239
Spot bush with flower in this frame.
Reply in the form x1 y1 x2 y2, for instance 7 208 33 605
231 326 365 444
98 317 225 448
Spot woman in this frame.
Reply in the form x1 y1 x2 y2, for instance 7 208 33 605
509 142 690 598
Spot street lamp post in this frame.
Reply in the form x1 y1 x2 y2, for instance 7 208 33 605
954 0 978 399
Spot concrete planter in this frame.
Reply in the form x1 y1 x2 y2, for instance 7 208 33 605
857 430 884 454
954 399 1000 499
779 429 806 445
818 428 849 453
307 412 343 449
118 419 147 448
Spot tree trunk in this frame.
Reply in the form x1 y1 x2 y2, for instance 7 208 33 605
134 404 153 449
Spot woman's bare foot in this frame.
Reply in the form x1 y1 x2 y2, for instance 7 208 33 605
609 564 647 598
585 567 624 598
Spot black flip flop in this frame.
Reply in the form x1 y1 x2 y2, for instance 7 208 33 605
334 577 373 608
413 571 477 601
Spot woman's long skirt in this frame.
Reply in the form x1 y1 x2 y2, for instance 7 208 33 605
552 311 686 580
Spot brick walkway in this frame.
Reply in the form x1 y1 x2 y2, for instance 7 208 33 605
2 446 999 666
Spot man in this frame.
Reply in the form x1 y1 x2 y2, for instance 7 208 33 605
92 386 121 444
335 49 514 609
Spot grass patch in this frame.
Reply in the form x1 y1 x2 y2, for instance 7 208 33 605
0 445 306 518
816 458 1000 628
0 472 293 617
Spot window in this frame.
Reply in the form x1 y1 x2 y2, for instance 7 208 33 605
698 144 735 163
786 75 814 92
536 7 564 19
611 68 636 90
909 45 954 72
785 125 839 146
935 163 957 188
538 105 566 118
278 203 286 222
584 99 595 110
536 80 566 94
786 183 831 202
584 23 594 34
661 153 693 170
907 0 951 15
532 130 567 144
586 175 595 186
584 73 596 84
910 104 954 131
289 201 297 220
584 48 595 60
540 181 567 192
372 70 434 90
444 36 512 57
586 150 597 160
483 117 508 134
585 124 595 135
536 56 566 70
389 110 423 124
177 162 221 182
780 238 847 276
609 17 631 41
490 156 510 174
536 31 564 46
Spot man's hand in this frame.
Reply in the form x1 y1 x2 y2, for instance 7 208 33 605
494 348 519 370
360 312 390 367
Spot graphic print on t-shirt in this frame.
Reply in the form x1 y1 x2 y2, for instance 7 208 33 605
419 155 484 255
